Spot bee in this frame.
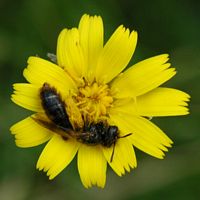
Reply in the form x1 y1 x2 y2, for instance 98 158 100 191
33 83 132 162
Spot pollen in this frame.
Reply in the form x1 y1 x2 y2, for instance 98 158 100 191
73 80 113 123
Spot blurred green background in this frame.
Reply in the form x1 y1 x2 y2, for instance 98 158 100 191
0 0 199 199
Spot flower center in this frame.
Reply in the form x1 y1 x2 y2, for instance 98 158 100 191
73 80 113 123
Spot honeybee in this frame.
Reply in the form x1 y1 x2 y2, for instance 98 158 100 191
33 83 131 162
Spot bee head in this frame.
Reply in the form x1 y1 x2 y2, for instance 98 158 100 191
103 125 119 147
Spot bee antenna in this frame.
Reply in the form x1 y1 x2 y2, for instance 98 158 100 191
110 142 116 163
118 133 132 139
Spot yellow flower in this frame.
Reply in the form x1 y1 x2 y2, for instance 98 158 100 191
10 14 190 188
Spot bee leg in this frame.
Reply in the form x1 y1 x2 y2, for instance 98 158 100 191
118 133 132 138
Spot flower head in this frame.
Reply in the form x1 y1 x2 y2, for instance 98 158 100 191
10 14 190 188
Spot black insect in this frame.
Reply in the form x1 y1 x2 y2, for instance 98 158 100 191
34 83 132 162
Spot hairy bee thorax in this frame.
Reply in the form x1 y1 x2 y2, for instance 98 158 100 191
76 122 119 147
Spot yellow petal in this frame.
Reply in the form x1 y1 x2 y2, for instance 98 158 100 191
77 145 107 188
11 83 42 112
37 134 79 179
57 28 86 79
23 56 77 99
101 138 136 177
109 98 138 116
95 25 137 84
78 14 104 82
10 115 53 147
109 113 173 159
111 54 176 98
137 87 190 116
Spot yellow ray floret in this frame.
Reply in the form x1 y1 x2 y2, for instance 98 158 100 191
102 137 137 176
111 54 176 98
11 83 42 112
37 134 79 180
109 113 173 159
137 87 190 116
10 115 53 147
78 14 103 82
95 25 137 84
57 28 86 80
23 57 77 98
78 145 107 188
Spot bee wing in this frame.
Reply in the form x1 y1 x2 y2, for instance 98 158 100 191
31 116 71 139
